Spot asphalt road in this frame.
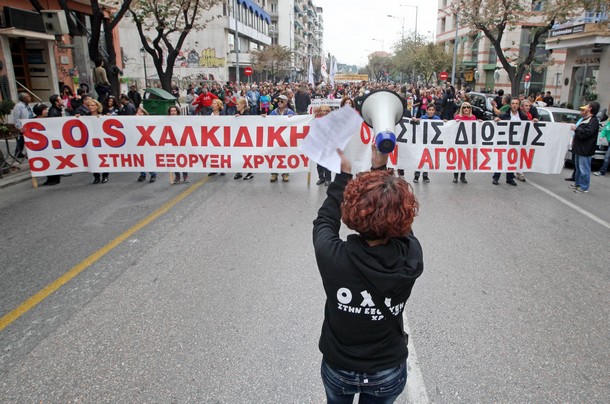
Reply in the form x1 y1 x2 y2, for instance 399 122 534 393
0 168 608 403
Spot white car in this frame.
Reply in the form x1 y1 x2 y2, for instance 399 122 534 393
537 106 608 168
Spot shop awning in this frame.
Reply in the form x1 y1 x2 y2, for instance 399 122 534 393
0 28 55 41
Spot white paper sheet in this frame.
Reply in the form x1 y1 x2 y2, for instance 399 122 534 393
298 106 364 173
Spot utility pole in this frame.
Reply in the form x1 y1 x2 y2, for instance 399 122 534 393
234 0 240 86
451 12 459 85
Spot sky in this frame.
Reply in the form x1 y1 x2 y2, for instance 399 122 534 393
313 0 440 67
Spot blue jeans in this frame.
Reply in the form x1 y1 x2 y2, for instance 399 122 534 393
321 359 407 404
599 147 610 175
574 154 592 191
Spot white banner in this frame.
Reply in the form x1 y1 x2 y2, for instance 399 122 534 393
22 116 571 177
391 119 572 174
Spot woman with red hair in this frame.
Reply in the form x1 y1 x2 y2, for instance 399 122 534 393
313 145 424 403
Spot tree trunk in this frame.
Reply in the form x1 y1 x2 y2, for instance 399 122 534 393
103 19 120 98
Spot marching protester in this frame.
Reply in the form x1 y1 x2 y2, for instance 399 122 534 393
493 98 528 186
295 84 312 115
313 144 423 403
48 94 64 118
246 84 260 115
412 104 440 183
233 98 254 181
569 102 600 194
267 94 296 183
103 95 120 115
192 87 218 115
168 106 189 184
314 105 333 186
118 94 137 115
593 110 610 177
135 106 157 183
259 88 271 115
34 102 61 186
452 102 478 183
12 92 33 159
85 99 109 184
128 85 142 109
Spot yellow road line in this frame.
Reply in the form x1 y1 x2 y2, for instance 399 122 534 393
0 177 209 332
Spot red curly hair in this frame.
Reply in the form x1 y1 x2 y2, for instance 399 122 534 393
341 170 419 239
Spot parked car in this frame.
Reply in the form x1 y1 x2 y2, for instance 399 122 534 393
466 92 496 121
537 106 608 169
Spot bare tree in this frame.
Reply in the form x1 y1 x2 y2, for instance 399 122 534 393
129 0 223 92
392 34 453 85
251 45 292 82
367 54 393 83
453 0 587 95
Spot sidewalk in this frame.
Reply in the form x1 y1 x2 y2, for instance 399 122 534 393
0 161 32 189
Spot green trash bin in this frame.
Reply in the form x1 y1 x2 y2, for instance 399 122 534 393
142 88 177 115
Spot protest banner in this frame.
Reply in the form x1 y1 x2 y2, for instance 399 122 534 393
22 115 571 177
391 118 572 174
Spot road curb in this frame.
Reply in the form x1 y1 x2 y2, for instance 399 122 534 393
0 166 32 189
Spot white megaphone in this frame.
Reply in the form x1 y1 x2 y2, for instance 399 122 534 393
360 89 404 154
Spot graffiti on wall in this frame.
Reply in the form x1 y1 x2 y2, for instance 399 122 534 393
176 48 225 68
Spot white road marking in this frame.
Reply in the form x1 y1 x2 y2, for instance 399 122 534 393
404 315 430 403
527 180 610 230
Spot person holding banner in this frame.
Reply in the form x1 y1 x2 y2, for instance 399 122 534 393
85 99 109 184
233 98 254 181
570 102 600 193
492 98 528 186
413 104 440 183
453 102 478 184
268 95 296 183
314 105 333 186
135 106 157 183
313 145 423 403
167 106 189 184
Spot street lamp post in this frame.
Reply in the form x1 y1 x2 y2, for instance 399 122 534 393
387 15 405 41
140 47 148 88
399 4 418 37
233 0 240 86
451 12 459 85
387 15 405 83
372 38 385 51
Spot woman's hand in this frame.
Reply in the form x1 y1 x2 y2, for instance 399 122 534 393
336 148 351 174
371 143 388 169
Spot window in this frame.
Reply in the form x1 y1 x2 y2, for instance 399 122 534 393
531 0 543 11
228 33 235 52
471 35 479 61
441 17 446 33
488 44 497 64
538 109 551 122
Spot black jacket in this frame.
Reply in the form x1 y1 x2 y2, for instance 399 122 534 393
48 105 63 118
499 109 529 121
572 115 600 156
313 172 423 373
294 90 311 113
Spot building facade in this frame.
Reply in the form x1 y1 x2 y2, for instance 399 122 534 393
436 0 565 99
545 10 609 111
0 1 112 104
119 0 324 88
